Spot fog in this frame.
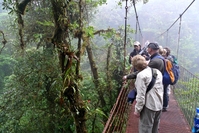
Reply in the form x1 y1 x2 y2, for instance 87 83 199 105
94 0 199 74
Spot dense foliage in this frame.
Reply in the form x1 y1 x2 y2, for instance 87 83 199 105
0 0 198 132
0 0 125 132
0 49 72 132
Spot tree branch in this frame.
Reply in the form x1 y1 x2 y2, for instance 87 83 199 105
0 30 7 54
94 28 113 35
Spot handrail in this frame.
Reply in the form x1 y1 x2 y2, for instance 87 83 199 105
102 82 132 133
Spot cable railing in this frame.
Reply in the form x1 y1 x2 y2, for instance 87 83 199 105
102 81 133 133
174 65 199 128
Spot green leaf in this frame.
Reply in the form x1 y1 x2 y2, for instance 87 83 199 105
84 26 94 38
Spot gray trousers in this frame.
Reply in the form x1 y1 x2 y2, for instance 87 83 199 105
139 106 162 133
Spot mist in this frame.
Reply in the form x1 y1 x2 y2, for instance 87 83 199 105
94 0 199 74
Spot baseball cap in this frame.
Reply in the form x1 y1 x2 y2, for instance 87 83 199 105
148 42 159 50
134 41 140 46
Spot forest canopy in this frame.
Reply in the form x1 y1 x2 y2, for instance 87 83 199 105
0 0 198 132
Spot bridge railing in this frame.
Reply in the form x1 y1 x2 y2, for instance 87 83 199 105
174 65 199 128
102 81 133 133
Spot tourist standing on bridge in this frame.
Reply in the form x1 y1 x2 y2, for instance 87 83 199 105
147 43 172 113
129 41 141 64
129 55 163 133
162 47 173 111
158 46 170 112
129 41 150 64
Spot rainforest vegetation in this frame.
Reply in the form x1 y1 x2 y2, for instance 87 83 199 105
0 0 198 132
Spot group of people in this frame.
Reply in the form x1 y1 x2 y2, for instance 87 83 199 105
123 41 174 133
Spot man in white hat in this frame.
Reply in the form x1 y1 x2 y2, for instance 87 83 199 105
129 41 141 64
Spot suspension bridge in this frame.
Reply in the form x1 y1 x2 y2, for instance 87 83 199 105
102 65 198 133
103 0 198 132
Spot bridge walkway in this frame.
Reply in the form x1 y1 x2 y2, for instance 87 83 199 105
126 89 192 133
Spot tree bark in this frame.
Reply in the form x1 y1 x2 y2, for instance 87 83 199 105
84 36 106 107
50 1 87 133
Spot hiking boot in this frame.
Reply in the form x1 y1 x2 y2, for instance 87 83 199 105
162 108 167 112
162 105 169 112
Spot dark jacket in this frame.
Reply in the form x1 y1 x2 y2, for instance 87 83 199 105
129 49 141 64
126 53 164 79
129 49 149 64
148 53 164 75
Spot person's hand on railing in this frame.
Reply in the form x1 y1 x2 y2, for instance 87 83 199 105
122 75 127 84
123 75 127 81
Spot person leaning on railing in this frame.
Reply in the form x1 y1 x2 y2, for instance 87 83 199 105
123 55 163 133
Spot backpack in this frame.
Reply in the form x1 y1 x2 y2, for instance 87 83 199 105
170 55 180 85
154 55 179 85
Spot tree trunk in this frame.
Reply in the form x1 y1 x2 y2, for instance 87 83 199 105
50 1 87 133
84 37 106 107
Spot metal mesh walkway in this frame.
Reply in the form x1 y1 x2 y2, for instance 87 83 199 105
126 88 192 133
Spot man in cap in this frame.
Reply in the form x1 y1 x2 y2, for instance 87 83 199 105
129 41 141 64
148 42 171 112
147 42 164 74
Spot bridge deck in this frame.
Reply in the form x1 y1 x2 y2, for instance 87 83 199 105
126 89 192 133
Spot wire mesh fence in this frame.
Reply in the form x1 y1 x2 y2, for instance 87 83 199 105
174 65 199 128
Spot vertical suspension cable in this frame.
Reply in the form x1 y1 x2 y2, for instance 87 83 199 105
124 0 128 71
177 14 182 59
166 30 169 46
135 20 138 40
132 0 143 41
139 31 141 42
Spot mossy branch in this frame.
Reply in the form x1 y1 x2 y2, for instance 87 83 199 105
0 30 7 54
